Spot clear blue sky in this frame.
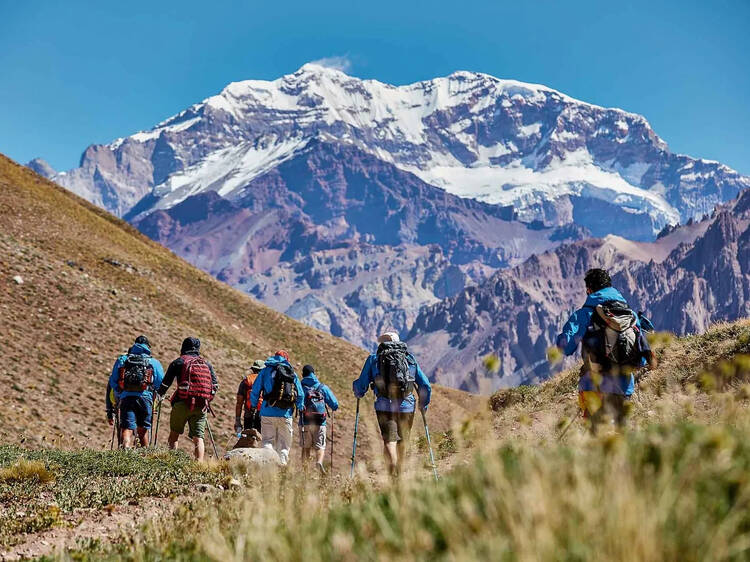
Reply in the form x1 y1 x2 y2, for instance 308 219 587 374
1 0 748 174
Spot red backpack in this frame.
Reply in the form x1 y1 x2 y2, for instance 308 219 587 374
174 355 214 409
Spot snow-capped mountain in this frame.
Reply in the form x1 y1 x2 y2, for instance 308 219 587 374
31 63 750 382
50 63 748 238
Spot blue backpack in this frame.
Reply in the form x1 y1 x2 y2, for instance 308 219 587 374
303 383 327 425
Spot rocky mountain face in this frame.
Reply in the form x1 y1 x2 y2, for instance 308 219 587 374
48 64 748 236
28 63 750 383
408 191 750 393
131 139 580 347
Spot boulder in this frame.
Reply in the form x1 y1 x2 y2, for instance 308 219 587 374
224 447 282 467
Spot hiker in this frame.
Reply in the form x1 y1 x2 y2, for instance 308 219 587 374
299 364 339 474
556 268 655 431
249 350 304 466
235 359 264 436
108 335 165 448
157 337 218 461
353 332 431 476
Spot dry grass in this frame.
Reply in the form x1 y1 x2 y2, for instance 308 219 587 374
0 154 482 466
0 458 54 484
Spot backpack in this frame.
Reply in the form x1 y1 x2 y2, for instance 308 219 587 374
589 300 642 370
175 354 214 409
118 354 154 392
302 382 327 425
244 373 262 412
266 363 298 410
375 341 415 401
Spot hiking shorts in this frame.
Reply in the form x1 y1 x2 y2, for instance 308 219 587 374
170 400 207 439
376 411 414 443
300 424 326 450
119 395 153 430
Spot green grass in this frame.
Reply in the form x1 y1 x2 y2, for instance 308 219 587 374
54 421 750 562
0 447 228 548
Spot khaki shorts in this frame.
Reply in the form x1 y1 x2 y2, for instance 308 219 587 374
170 400 207 439
299 424 326 450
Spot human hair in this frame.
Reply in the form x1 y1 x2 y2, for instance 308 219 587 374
584 268 612 293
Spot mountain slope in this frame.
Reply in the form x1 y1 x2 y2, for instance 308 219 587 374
48 64 749 238
0 154 479 462
408 191 750 392
129 139 581 347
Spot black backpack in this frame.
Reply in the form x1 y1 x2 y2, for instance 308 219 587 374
588 300 642 369
375 341 415 401
118 354 154 392
266 363 298 410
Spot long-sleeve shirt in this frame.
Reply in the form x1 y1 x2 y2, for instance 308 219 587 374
250 356 305 418
107 343 165 402
556 286 649 396
352 351 431 413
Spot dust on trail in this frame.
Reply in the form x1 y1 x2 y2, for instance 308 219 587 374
1 493 197 561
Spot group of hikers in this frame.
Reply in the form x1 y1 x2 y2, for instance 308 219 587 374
106 330 431 475
105 267 655 472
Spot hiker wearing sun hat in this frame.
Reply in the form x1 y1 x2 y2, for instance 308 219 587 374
235 359 266 437
250 350 305 465
352 332 431 475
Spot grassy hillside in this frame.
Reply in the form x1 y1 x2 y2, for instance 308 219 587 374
1 320 747 560
0 154 480 464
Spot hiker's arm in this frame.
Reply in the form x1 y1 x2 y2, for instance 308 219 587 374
249 369 263 409
639 330 658 369
324 386 339 411
352 358 372 398
108 358 122 400
105 384 114 419
209 362 218 395
415 363 432 409
151 360 165 393
235 383 244 418
294 376 305 411
556 308 592 356
158 359 181 396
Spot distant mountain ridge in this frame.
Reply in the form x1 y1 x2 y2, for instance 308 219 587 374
407 190 750 392
26 63 750 385
43 63 748 237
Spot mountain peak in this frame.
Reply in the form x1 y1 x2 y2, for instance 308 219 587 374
25 157 55 178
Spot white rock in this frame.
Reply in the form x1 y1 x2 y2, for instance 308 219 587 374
12 275 23 285
224 447 282 467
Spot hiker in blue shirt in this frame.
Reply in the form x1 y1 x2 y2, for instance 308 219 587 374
108 335 164 448
353 332 431 475
299 364 339 474
556 268 655 431
250 350 305 466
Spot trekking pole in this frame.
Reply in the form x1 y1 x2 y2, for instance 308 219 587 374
558 407 582 442
420 408 439 482
153 398 163 446
149 395 155 447
350 398 360 477
110 418 116 450
206 404 220 459
327 407 334 472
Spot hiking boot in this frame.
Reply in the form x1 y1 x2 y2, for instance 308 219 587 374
317 462 326 475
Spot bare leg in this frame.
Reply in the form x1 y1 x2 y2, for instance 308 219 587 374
168 431 179 450
122 429 135 449
193 437 205 462
396 440 408 473
384 441 398 474
302 448 311 462
315 447 326 465
137 427 149 448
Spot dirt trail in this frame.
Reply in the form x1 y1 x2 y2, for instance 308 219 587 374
1 493 196 561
